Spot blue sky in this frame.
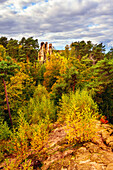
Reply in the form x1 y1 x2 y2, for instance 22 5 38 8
0 0 113 52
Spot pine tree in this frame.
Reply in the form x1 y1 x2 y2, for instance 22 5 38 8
19 37 39 64
0 46 19 126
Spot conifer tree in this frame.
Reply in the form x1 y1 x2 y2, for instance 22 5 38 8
6 39 19 59
91 57 113 121
0 36 8 48
0 46 19 126
19 37 39 64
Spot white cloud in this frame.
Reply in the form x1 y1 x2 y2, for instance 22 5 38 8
0 0 113 50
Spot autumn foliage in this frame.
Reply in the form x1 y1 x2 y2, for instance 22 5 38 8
0 38 113 168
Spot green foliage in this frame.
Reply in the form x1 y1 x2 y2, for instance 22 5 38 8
0 54 20 80
94 84 113 122
51 55 93 104
106 48 113 59
70 40 105 62
92 58 113 90
19 37 39 63
24 84 56 123
0 37 8 48
0 120 11 162
84 57 113 122
30 62 46 86
0 121 11 140
58 89 98 144
0 54 20 126
6 39 19 59
64 45 70 59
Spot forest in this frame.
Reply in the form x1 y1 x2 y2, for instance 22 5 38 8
0 36 113 169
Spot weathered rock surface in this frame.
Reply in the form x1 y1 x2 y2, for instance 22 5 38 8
40 121 113 170
106 136 113 145
101 130 110 142
106 163 113 170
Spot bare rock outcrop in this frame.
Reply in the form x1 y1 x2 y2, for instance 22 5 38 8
40 121 113 170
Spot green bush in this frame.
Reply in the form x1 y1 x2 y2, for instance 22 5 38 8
24 84 56 124
0 121 11 162
0 121 11 140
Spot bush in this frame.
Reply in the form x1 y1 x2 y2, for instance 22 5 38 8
58 89 98 144
0 121 11 140
4 158 33 170
24 84 56 124
8 111 29 159
7 110 49 161
0 121 12 162
30 117 50 153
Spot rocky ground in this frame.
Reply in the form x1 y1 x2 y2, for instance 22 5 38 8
39 121 113 170
1 121 113 170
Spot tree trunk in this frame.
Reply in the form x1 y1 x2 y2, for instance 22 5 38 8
73 81 76 92
89 54 97 65
3 78 13 127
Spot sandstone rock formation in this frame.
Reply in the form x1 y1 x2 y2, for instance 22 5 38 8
38 42 52 63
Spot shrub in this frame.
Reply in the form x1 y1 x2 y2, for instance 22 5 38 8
4 158 33 170
58 89 98 144
30 117 50 153
6 110 49 163
8 111 29 159
0 121 12 162
0 121 11 140
25 84 56 124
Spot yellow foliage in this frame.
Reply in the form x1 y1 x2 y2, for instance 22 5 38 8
9 115 29 159
0 45 6 61
7 70 35 112
4 158 33 170
43 53 62 91
30 120 49 153
5 111 49 168
58 89 98 144
65 106 97 144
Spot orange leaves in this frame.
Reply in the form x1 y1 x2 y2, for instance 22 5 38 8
100 116 108 124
